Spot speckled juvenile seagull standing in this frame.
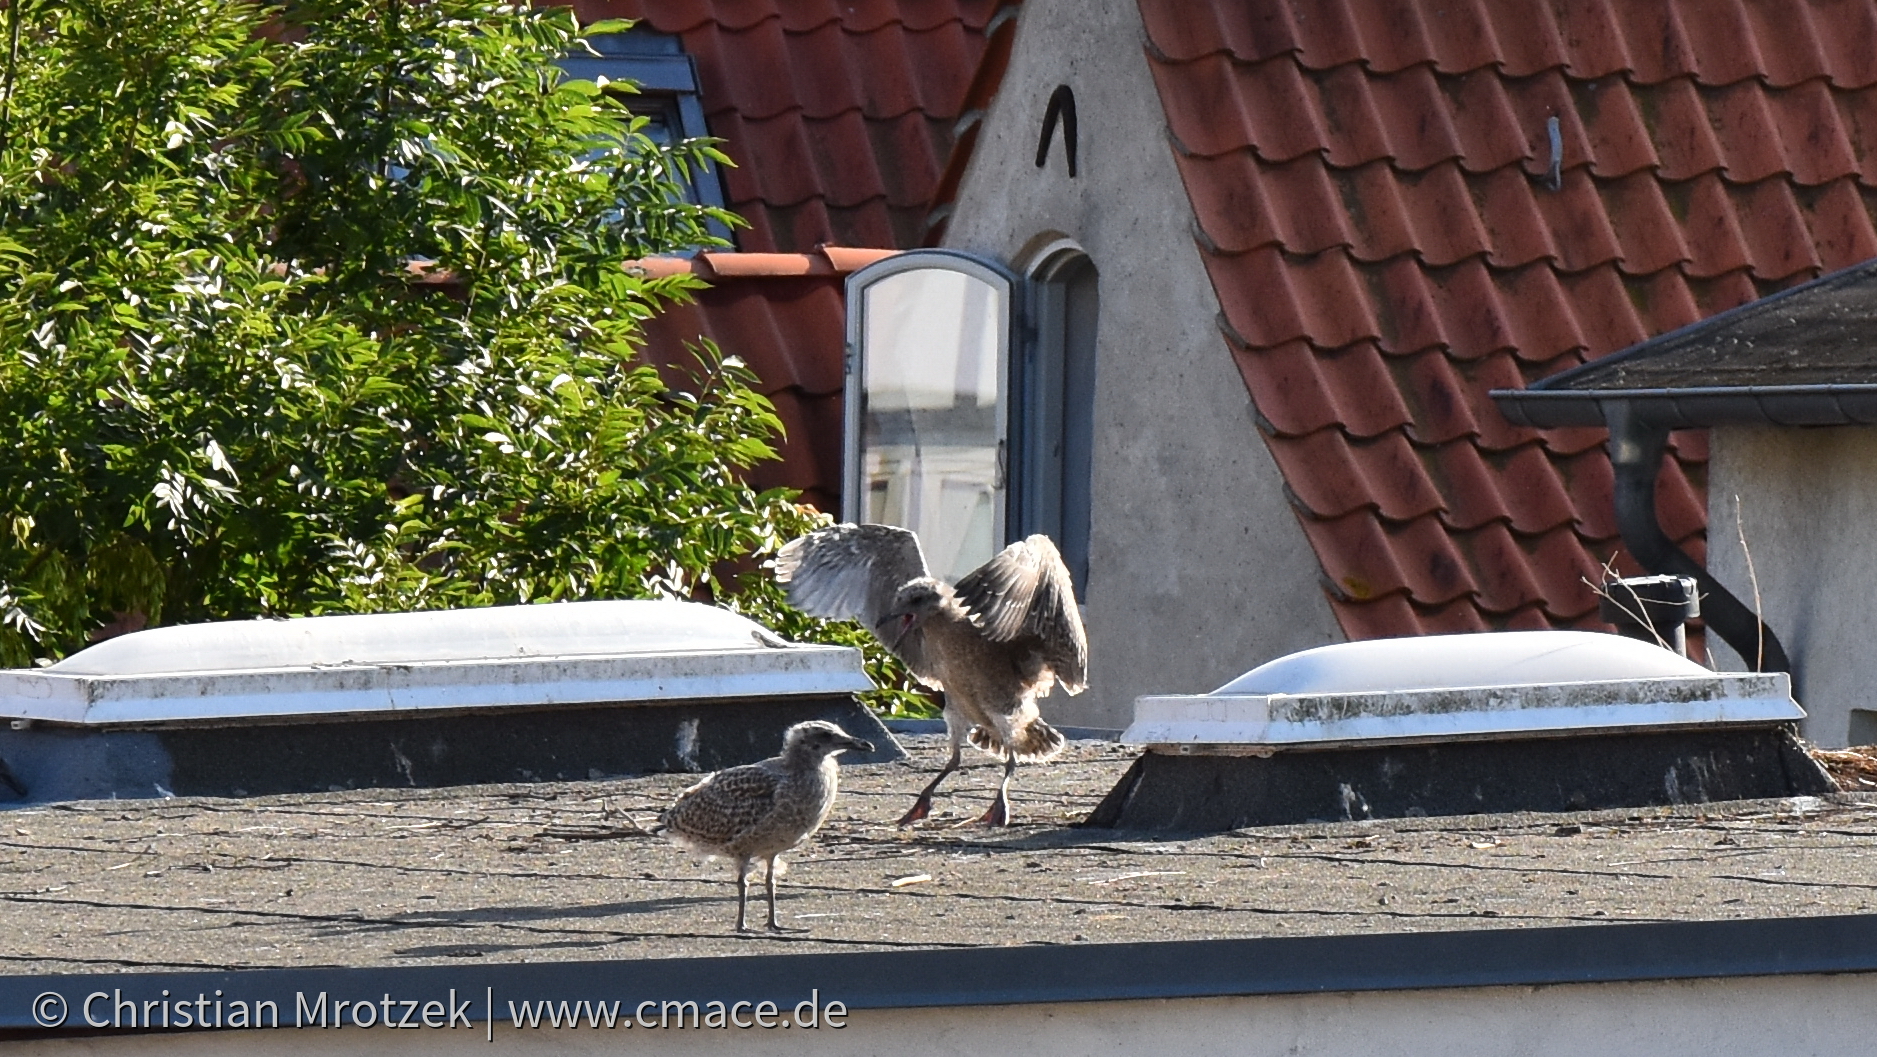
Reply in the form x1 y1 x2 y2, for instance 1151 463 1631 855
775 524 1087 826
659 720 873 932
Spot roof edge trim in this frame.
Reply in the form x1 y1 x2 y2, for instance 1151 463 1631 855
6 913 1877 1030
1491 385 1877 429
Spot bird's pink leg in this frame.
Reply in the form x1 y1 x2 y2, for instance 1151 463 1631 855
897 741 963 827
734 857 753 932
970 755 1018 827
765 855 805 932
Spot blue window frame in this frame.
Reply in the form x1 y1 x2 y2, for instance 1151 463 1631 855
562 29 732 244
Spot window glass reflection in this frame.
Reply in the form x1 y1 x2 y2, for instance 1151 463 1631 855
858 267 1005 582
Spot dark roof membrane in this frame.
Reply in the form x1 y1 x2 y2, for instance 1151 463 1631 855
1495 256 1877 428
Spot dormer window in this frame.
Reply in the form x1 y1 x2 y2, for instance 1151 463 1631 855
845 248 1097 597
563 28 731 242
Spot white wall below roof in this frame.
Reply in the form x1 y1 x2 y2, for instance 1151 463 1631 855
14 973 1877 1056
936 0 1344 728
1707 425 1877 747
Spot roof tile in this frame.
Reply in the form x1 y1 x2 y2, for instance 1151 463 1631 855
1704 80 1799 184
1801 178 1877 270
1272 429 1445 521
1418 0 1511 74
1532 169 1628 272
1493 70 1596 180
1229 339 1414 438
581 0 1004 253
1176 151 1343 256
1602 0 1701 85
1663 0 1765 87
1571 76 1661 178
1684 267 1764 318
1209 246 1379 349
1410 597 1497 633
1732 179 1826 281
1555 445 1618 541
1305 510 1479 605
1641 77 1732 181
1603 172 1693 274
1669 428 1709 463
1556 265 1650 352
1543 0 1632 80
1470 170 1563 270
1804 0 1877 88
1141 0 1877 641
1442 69 1534 173
1466 443 1582 534
1624 267 1704 337
1519 523 1607 617
1764 79 1861 184
1329 591 1427 639
1392 349 1492 445
1380 163 1495 264
1656 452 1708 546
1264 1 1365 70
605 0 1003 38
1453 520 1549 613
1668 174 1756 278
1327 62 1465 171
1151 53 1319 161
1418 439 1517 530
1337 0 1443 75
1135 0 1298 65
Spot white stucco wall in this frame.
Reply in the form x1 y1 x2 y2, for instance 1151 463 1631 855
1707 425 1877 746
936 0 1343 728
18 973 1877 1056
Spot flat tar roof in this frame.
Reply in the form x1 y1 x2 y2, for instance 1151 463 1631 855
0 735 1873 976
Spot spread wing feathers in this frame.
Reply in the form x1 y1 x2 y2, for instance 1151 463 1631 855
890 624 944 692
660 765 781 849
954 535 1088 694
774 524 931 632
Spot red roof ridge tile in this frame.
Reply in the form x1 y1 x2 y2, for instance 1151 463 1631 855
626 246 901 280
623 5 991 38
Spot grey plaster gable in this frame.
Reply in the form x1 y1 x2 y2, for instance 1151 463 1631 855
934 0 1343 728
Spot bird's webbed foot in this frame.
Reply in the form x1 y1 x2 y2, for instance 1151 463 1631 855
896 793 935 828
968 792 1012 827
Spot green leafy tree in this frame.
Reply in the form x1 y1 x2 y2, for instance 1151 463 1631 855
0 0 926 712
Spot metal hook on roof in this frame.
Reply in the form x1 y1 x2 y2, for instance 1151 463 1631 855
1545 115 1562 191
1036 84 1078 178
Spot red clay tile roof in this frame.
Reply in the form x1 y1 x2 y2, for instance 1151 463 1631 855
1139 0 1877 641
562 2 1018 513
571 0 1014 252
633 247 901 513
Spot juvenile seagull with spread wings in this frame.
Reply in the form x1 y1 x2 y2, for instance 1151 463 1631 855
775 524 1087 826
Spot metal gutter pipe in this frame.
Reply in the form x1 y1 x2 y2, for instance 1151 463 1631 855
1604 402 1789 673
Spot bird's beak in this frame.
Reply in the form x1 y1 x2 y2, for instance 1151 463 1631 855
844 737 875 754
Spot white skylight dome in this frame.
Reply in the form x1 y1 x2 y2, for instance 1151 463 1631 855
3 600 871 726
1127 630 1799 750
50 599 781 676
1214 630 1714 696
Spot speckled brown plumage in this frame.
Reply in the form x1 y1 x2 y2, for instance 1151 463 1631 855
775 524 1087 826
659 720 873 932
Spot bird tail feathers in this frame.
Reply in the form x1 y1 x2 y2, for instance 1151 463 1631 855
970 717 1065 762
